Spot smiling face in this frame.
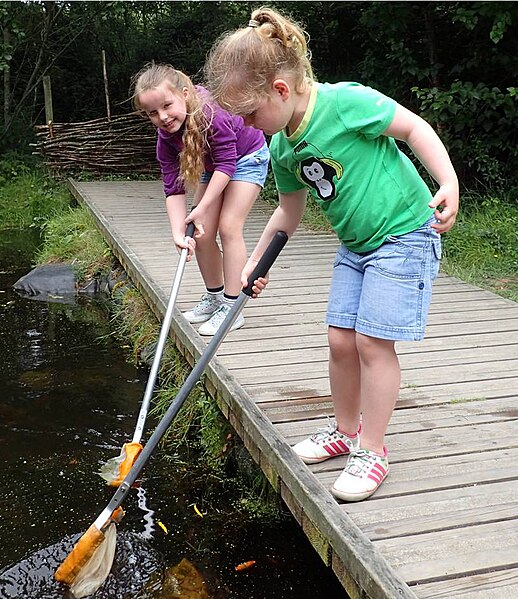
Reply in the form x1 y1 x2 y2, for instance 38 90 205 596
137 81 188 134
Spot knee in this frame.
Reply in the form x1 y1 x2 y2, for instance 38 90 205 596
328 327 356 361
356 333 394 364
194 233 217 254
218 219 243 246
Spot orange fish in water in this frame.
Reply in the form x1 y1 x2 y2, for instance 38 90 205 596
234 560 256 571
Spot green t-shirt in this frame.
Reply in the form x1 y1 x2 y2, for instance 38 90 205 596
270 82 434 253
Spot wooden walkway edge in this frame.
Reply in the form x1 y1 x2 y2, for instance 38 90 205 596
69 179 518 599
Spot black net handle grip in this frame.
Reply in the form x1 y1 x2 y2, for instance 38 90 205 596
242 231 288 297
185 221 195 239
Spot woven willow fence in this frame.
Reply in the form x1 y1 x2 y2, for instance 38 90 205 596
32 112 160 176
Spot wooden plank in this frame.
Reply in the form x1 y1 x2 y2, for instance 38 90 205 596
231 348 518 385
411 568 518 599
374 520 518 584
342 479 518 520
71 180 518 599
261 381 518 420
213 321 518 357
240 375 518 404
276 396 518 439
314 442 518 497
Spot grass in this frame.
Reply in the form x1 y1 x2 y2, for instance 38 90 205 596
36 206 112 282
109 282 234 466
0 152 71 230
440 193 518 302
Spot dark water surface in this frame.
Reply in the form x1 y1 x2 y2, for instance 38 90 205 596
0 230 347 598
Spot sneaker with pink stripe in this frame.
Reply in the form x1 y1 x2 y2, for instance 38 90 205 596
331 447 389 502
292 420 360 464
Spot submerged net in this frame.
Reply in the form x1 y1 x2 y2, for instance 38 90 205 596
69 523 117 598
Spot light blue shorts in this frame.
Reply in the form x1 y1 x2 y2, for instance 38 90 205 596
327 217 442 341
200 143 270 187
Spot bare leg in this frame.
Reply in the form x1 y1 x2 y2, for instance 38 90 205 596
328 326 362 435
356 333 400 454
218 180 261 296
191 184 224 289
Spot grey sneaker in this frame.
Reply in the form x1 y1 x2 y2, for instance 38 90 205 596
198 304 244 336
183 293 222 323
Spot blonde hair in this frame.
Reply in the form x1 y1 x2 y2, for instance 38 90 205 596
205 6 313 115
131 63 211 189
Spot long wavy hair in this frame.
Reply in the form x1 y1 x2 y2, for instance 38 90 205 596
205 6 313 116
131 63 211 189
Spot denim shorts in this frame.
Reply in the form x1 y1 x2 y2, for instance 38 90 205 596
200 143 270 187
327 217 442 341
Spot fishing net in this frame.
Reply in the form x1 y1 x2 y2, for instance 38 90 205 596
69 523 117 598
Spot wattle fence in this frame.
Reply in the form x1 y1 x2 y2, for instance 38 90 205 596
32 113 160 176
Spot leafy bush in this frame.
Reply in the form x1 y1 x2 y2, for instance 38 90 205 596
412 82 518 191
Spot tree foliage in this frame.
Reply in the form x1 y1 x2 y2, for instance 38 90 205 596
1 1 517 192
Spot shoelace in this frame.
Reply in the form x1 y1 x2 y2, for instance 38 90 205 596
207 304 230 324
195 294 218 312
311 417 339 441
344 449 379 477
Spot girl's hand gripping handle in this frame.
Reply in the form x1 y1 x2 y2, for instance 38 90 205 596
242 232 288 297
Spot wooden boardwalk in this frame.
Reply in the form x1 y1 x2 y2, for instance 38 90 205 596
70 180 518 599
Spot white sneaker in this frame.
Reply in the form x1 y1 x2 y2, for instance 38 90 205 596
331 447 389 502
292 420 360 464
198 304 244 336
183 293 222 323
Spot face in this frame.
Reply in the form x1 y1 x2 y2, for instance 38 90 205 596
240 80 295 136
138 81 188 134
241 95 287 135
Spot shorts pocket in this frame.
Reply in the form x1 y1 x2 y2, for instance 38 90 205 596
432 238 442 260
375 237 424 280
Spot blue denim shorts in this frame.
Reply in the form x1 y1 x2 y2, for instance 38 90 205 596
200 143 270 187
327 217 442 341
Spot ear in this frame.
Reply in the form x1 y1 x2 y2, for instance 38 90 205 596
182 86 189 99
272 79 290 99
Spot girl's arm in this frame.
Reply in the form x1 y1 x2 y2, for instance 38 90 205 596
383 104 459 233
242 188 307 296
166 194 195 258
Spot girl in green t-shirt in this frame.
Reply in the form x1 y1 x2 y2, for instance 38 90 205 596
205 6 459 502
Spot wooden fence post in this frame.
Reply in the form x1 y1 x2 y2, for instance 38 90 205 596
102 49 111 122
43 75 54 125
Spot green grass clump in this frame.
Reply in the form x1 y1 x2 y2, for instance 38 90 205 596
36 206 112 282
0 154 71 229
441 194 518 302
109 285 161 362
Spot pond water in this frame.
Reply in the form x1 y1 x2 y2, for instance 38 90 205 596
0 230 347 598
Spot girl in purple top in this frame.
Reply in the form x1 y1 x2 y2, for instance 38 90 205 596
132 63 269 335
